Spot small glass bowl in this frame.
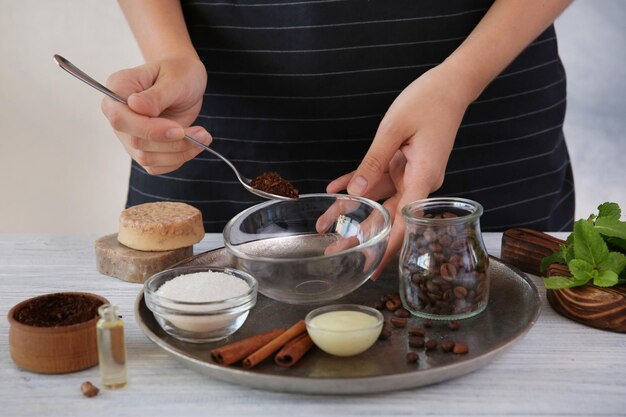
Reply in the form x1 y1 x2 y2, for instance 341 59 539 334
305 304 383 357
223 193 391 305
144 266 258 343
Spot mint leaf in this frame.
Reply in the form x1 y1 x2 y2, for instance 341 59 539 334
597 202 621 220
540 250 565 273
594 217 626 241
541 202 625 289
593 270 619 287
606 237 626 254
602 251 626 275
567 258 595 282
563 244 575 263
543 275 585 289
572 219 609 267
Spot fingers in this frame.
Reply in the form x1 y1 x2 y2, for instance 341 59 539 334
317 199 388 277
324 236 360 256
105 65 159 101
118 126 212 175
105 62 179 118
315 198 362 233
102 97 186 142
372 164 431 280
345 109 411 197
327 171 397 202
326 172 353 194
127 76 184 119
101 63 190 143
101 61 209 176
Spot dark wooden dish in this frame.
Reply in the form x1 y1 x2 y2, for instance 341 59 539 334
501 228 626 333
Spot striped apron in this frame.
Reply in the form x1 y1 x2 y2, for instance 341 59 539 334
127 0 575 232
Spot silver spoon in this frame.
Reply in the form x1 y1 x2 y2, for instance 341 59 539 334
53 54 295 201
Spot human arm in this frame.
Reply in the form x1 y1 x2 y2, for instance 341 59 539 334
101 0 211 175
327 0 573 276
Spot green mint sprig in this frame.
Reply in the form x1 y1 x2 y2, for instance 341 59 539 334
541 202 626 290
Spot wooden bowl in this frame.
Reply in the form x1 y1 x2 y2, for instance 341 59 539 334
502 228 626 333
8 292 108 374
545 264 626 332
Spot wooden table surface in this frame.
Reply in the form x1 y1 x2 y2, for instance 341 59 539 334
1 233 624 417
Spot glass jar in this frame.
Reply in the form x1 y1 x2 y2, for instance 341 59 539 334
399 198 489 320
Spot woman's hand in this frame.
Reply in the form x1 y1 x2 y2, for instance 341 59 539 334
101 57 211 175
326 0 572 278
327 63 473 277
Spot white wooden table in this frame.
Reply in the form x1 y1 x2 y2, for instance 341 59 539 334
1 233 624 417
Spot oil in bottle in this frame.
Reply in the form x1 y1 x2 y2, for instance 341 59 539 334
97 304 127 389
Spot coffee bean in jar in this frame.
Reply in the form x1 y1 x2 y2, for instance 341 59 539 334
399 198 489 320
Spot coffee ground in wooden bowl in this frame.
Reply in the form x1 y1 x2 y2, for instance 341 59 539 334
14 293 104 327
250 171 299 199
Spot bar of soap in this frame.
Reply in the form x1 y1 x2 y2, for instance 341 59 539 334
95 234 192 283
118 202 204 251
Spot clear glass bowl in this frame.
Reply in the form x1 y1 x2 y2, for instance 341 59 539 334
305 304 383 356
144 266 257 343
223 194 391 305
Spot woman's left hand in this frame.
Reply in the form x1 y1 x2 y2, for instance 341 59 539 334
327 62 473 278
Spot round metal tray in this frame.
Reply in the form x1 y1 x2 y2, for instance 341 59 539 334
135 247 540 394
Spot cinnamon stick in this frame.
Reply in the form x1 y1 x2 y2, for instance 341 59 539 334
274 333 314 368
210 328 286 366
242 320 307 369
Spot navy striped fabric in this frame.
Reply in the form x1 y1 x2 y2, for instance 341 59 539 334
127 0 574 232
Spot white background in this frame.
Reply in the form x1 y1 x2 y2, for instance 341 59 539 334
0 0 624 234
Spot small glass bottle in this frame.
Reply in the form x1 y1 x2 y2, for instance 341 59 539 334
97 304 128 389
399 198 490 320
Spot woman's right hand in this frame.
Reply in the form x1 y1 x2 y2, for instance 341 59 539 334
101 57 212 175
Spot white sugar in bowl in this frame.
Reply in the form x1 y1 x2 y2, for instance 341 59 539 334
144 266 257 343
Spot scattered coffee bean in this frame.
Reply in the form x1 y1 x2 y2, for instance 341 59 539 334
385 299 401 312
408 335 425 348
453 342 469 354
373 300 384 310
81 381 99 398
394 308 410 318
423 319 433 328
448 320 461 331
406 352 419 363
425 339 438 351
378 327 392 340
390 317 408 328
408 327 426 337
441 339 455 352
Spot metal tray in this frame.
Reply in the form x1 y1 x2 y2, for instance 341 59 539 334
135 247 540 394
